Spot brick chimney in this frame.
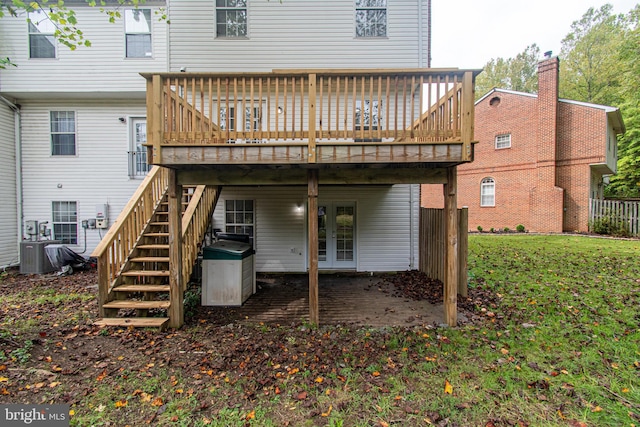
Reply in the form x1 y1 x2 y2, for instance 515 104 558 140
531 55 564 232
536 55 559 182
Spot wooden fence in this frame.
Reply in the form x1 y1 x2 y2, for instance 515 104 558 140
419 207 468 296
589 198 640 236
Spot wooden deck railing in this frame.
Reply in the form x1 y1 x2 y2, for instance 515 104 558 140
143 68 478 163
92 166 169 314
180 185 221 290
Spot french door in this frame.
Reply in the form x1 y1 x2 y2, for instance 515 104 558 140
317 202 356 269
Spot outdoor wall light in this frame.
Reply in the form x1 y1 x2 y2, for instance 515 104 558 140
277 106 285 114
118 117 126 123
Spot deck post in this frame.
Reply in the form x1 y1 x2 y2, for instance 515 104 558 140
168 168 184 328
443 166 458 326
308 168 319 325
461 71 475 162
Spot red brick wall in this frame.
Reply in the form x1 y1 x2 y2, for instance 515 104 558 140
422 57 609 233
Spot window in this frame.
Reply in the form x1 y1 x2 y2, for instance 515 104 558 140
355 0 387 37
125 9 152 58
495 134 511 149
219 103 261 143
50 111 76 156
480 178 495 207
355 99 380 129
225 200 254 242
28 10 56 58
129 118 150 177
216 0 247 37
52 201 78 244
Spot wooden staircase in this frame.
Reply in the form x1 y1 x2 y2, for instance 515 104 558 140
92 167 221 329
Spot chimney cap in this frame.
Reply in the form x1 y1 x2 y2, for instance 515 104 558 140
544 51 553 59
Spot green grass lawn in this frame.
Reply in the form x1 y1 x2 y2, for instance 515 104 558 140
1 235 638 426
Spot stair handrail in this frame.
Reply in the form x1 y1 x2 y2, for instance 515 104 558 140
180 185 221 291
92 166 170 314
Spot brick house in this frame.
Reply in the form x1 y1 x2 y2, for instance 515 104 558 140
421 56 625 233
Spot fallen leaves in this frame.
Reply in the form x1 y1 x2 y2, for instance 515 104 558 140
444 380 453 395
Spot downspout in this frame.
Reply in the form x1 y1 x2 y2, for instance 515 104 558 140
409 185 415 270
0 95 23 265
418 0 423 67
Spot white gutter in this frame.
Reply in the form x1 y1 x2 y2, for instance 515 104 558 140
409 184 415 270
418 0 423 67
0 95 23 267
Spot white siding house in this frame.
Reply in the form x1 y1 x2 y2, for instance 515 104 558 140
0 3 168 256
1 0 430 273
0 99 18 268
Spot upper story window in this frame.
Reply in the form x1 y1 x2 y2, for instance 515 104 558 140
216 0 247 38
51 111 76 156
355 0 387 38
480 177 495 207
28 10 56 58
495 134 511 149
125 9 152 58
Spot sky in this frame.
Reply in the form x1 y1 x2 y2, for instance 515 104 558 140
431 0 638 69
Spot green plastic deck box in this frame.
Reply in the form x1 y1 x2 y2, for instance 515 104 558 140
202 240 255 306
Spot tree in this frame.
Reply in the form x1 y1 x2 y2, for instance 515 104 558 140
475 44 540 99
559 4 626 105
0 0 164 68
604 5 640 198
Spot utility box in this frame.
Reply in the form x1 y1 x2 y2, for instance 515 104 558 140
20 240 61 274
95 204 108 229
202 240 255 306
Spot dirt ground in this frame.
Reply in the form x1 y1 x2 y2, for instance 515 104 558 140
0 268 497 423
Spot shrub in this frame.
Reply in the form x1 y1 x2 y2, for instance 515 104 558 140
490 228 495 233
516 224 525 233
503 227 510 232
590 215 630 237
477 226 483 232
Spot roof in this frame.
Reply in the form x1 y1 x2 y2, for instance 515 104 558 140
476 88 626 134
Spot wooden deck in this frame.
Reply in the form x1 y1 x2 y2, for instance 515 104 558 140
198 274 448 327
143 68 480 169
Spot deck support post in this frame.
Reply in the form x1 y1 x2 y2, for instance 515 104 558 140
443 166 458 326
168 168 184 328
308 169 319 325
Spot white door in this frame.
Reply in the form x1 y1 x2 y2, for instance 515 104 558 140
129 117 150 177
318 202 356 270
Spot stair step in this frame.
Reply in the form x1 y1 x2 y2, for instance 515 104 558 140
114 285 170 292
144 232 169 237
122 270 170 277
94 318 169 329
137 244 169 250
150 222 169 226
103 300 170 309
130 256 170 263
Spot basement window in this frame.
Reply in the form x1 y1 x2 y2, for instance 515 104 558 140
52 201 78 244
225 199 254 242
495 134 511 149
480 178 495 207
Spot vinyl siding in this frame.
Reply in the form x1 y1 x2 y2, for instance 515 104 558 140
0 104 18 267
19 100 148 254
214 184 419 272
169 0 430 72
0 5 167 96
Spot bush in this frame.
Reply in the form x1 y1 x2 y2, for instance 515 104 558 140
503 227 510 232
516 224 525 233
477 226 483 232
490 228 495 233
590 215 630 237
